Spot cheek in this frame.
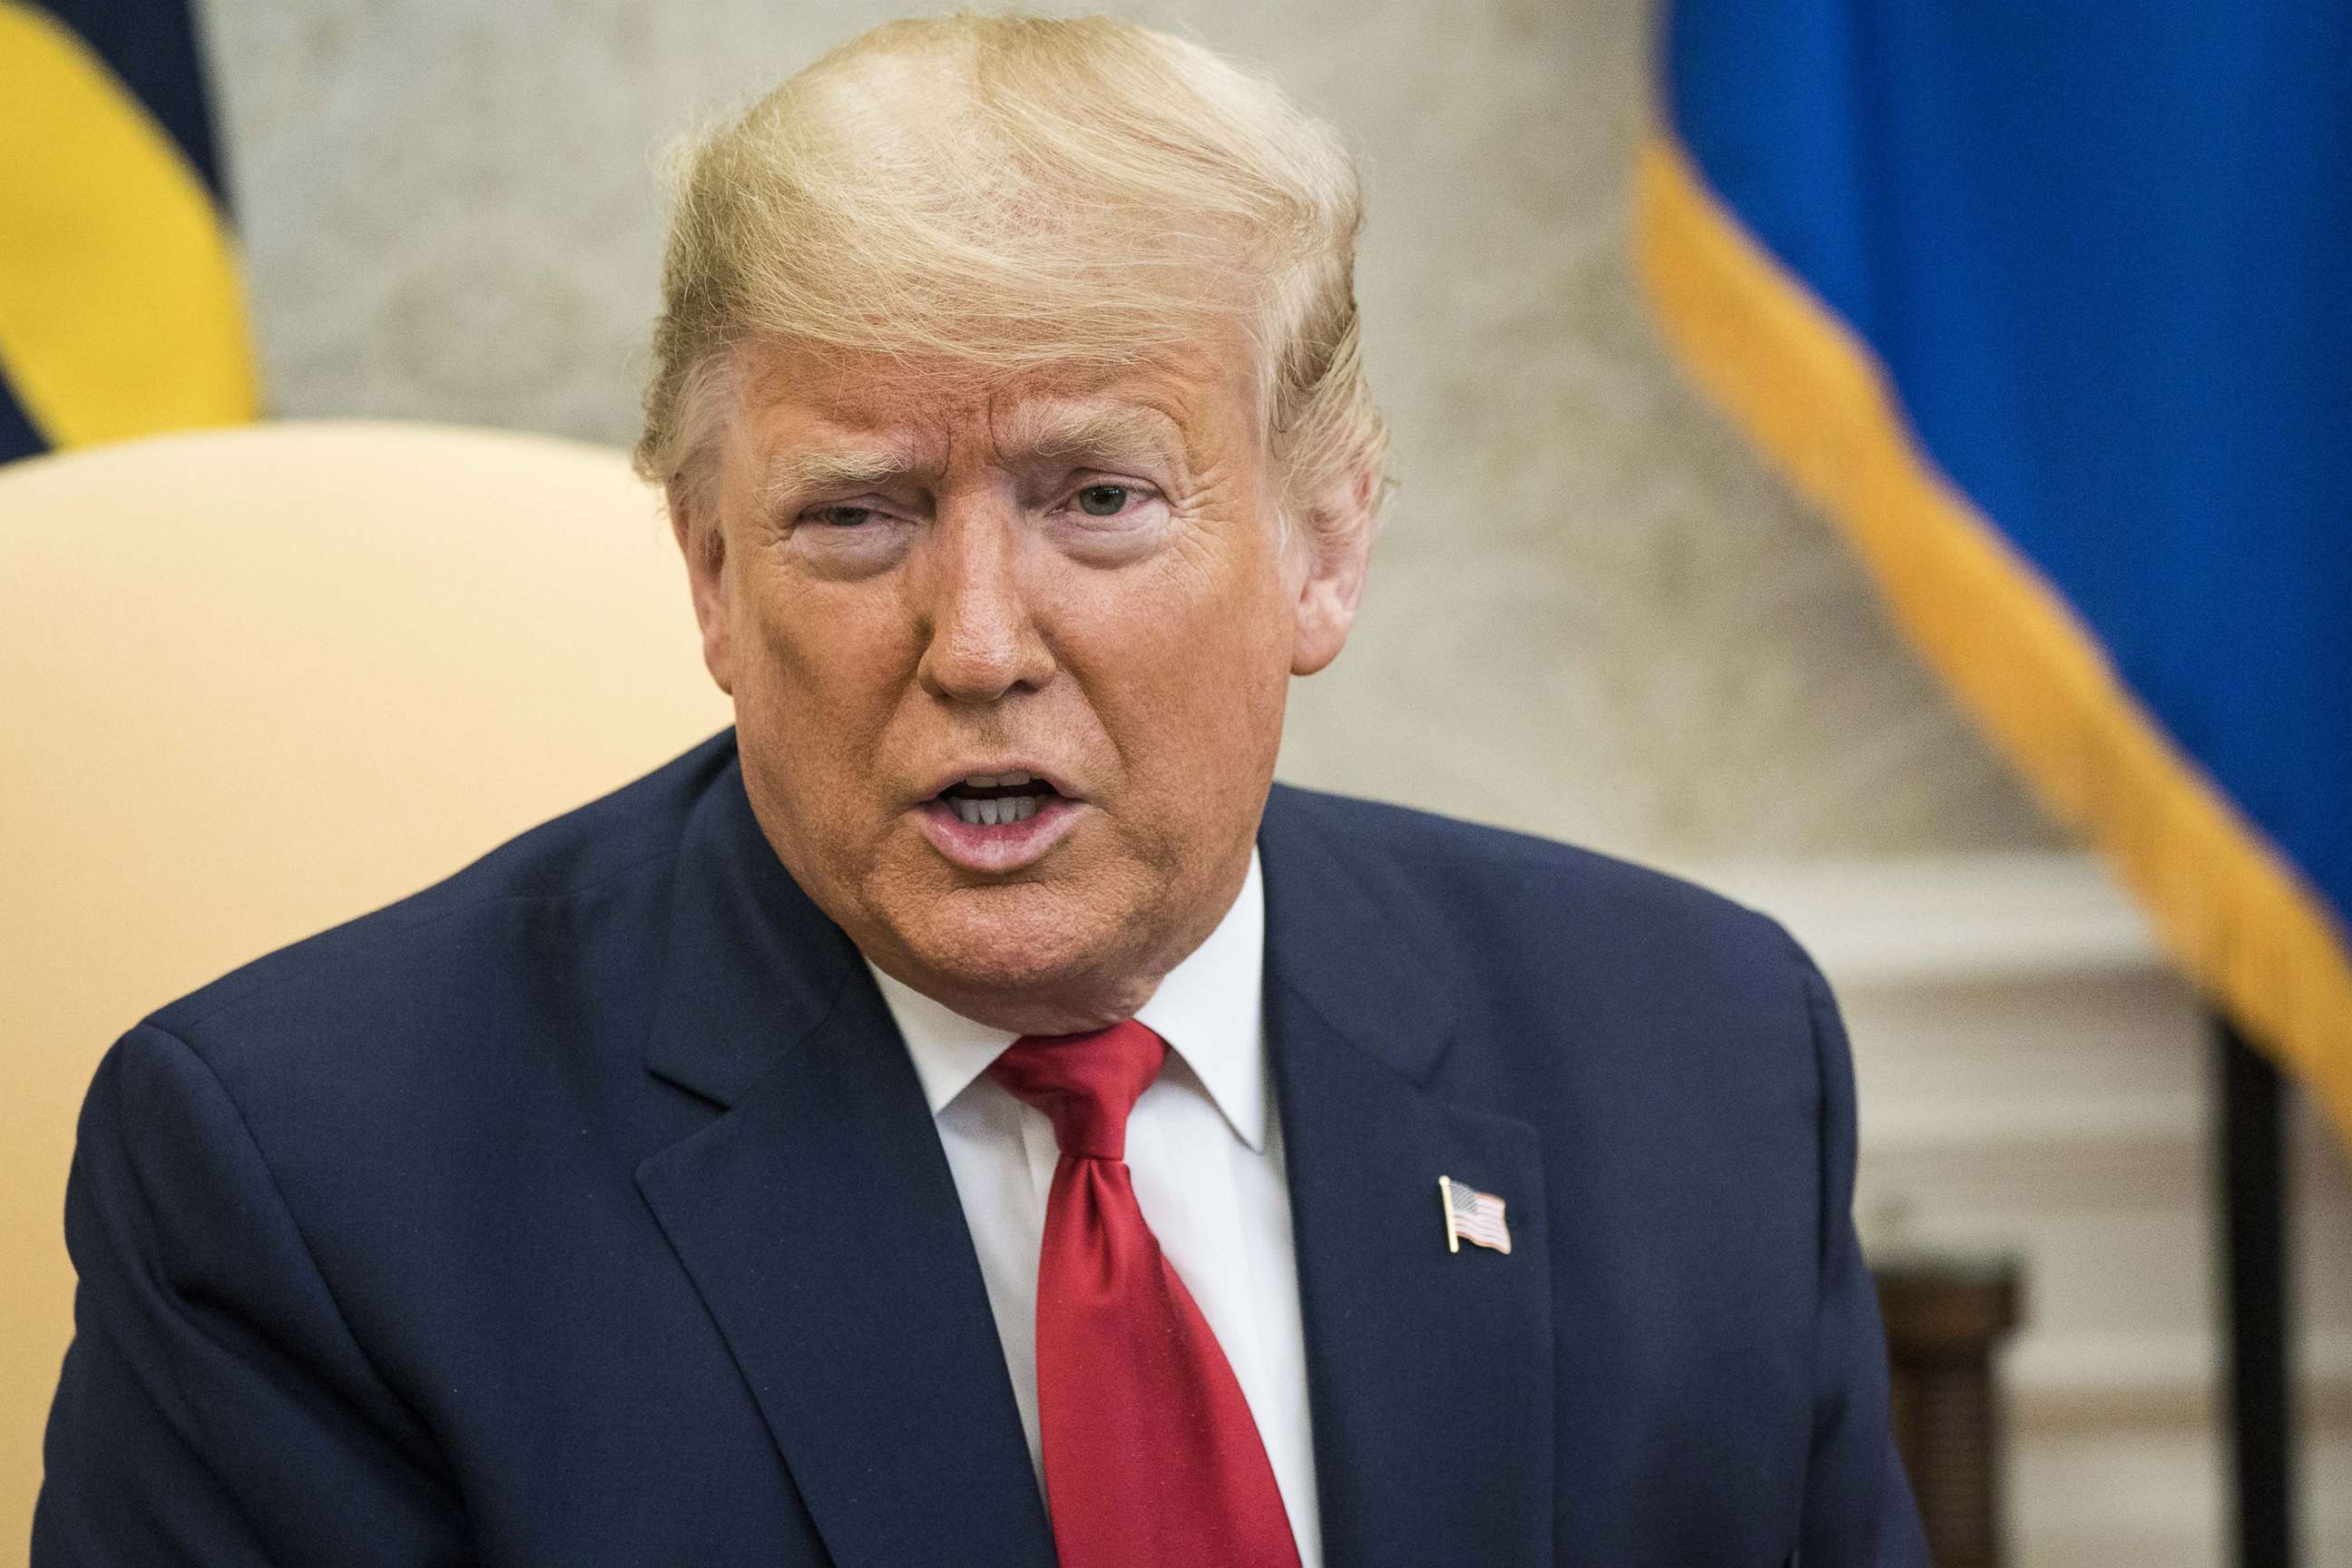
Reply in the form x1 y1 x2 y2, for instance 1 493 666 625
1167 522 1295 697
1066 528 1293 808
732 575 913 814
740 561 897 700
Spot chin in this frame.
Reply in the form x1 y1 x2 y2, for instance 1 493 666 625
886 879 1152 1022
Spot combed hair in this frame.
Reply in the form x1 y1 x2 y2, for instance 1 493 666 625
635 13 1387 555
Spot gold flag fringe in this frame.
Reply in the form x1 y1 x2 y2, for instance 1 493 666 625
1633 127 2352 1147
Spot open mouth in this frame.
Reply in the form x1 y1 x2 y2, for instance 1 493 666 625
934 771 1066 828
919 768 1084 873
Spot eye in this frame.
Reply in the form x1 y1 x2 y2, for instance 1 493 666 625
808 504 877 528
1073 484 1134 517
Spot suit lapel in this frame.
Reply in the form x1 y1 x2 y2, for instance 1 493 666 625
1260 789 1556 1568
634 759 1052 1568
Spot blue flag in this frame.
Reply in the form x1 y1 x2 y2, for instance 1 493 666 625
1639 1 2352 1137
0 0 258 462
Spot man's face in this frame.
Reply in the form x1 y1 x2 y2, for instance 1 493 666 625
680 322 1366 1031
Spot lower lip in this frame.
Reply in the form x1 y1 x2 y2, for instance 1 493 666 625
917 796 1084 874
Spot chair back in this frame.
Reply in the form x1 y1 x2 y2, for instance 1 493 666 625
0 420 732 1548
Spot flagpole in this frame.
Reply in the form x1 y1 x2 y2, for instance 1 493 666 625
2216 1013 2295 1568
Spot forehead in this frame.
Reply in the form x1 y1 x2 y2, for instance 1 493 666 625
731 328 1263 476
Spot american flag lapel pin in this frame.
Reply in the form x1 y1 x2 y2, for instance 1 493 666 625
1437 1175 1511 1255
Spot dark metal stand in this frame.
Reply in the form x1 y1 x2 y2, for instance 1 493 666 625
2217 1013 2295 1567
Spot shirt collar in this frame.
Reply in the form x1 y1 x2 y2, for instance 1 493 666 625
871 849 1269 1153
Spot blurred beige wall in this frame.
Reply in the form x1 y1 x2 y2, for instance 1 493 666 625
195 0 2053 864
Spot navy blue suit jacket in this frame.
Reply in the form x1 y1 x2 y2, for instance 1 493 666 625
37 733 1926 1565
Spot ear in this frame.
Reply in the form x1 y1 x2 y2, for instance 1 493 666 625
1289 462 1377 677
669 487 736 696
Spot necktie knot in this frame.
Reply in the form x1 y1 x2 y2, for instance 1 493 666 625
988 1019 1167 1160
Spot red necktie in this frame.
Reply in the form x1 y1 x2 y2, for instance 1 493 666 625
989 1021 1303 1568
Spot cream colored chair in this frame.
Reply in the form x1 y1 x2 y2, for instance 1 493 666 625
0 421 733 1551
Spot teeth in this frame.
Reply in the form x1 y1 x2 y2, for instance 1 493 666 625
965 773 1000 789
946 794 1046 828
1000 771 1033 787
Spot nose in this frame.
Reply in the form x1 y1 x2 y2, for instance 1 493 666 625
912 500 1055 703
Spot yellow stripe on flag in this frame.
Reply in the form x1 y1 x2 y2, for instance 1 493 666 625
0 0 259 449
1633 124 2352 1147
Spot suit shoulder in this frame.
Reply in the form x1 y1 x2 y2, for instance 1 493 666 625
143 733 734 1046
1267 782 1795 965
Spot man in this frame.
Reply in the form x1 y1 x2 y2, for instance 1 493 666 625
35 15 1927 1566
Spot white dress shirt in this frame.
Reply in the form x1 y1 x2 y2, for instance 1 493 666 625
869 850 1322 1567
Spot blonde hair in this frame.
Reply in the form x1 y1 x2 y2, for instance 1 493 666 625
634 13 1386 554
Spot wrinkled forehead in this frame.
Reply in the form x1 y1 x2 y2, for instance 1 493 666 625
729 332 1267 487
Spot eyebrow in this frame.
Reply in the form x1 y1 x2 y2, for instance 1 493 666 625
760 446 916 511
992 404 1186 474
